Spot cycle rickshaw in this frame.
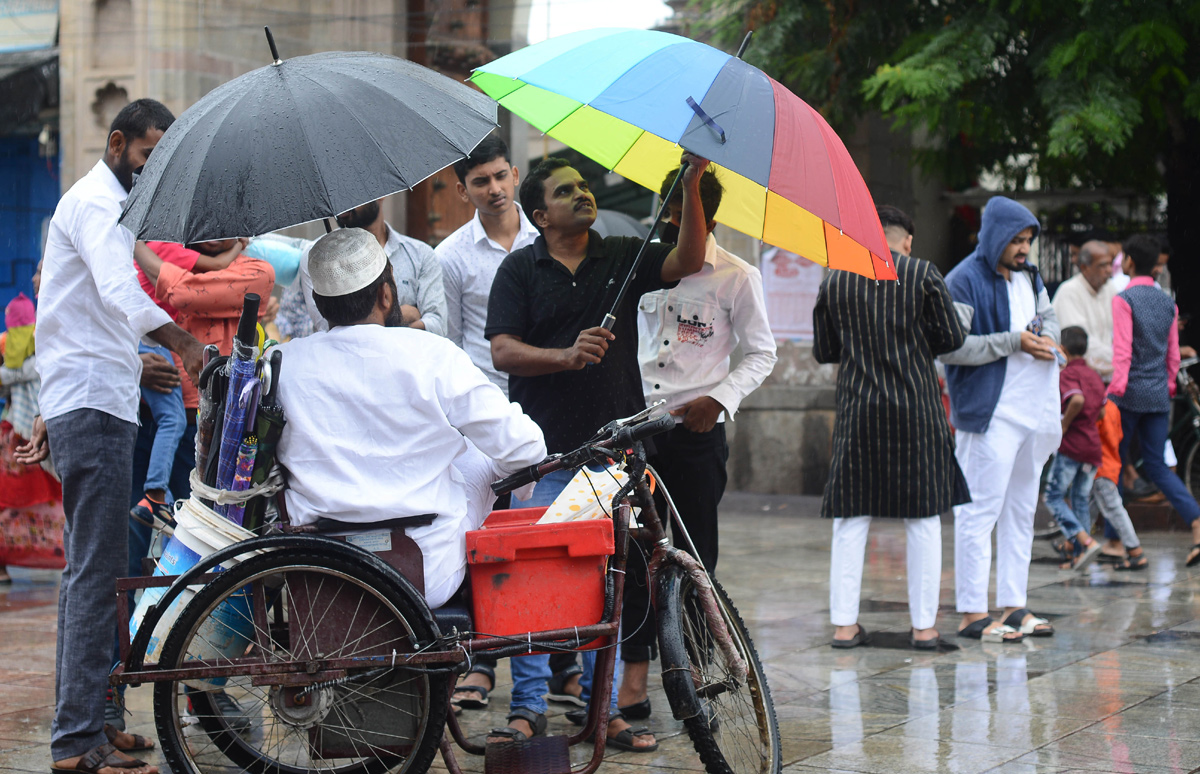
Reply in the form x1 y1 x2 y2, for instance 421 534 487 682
113 404 781 774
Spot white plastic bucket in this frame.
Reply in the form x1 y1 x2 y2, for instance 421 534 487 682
130 498 257 688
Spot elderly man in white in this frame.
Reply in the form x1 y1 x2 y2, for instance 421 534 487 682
274 228 547 608
1052 239 1116 379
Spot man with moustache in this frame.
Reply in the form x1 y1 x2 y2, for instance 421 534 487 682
20 98 205 774
483 153 710 751
299 198 446 335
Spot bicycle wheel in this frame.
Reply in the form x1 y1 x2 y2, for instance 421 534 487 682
1186 440 1200 502
153 548 448 774
657 564 780 774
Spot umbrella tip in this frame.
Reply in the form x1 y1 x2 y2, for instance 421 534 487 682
736 30 754 59
265 26 282 66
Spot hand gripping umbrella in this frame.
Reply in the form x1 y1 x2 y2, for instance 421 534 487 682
470 28 896 303
121 28 498 243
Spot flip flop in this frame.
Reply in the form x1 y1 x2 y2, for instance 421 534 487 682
104 724 154 754
831 624 868 649
910 630 940 650
957 617 1024 643
50 743 152 774
1187 545 1200 567
1003 608 1053 637
1072 541 1103 571
1096 552 1125 565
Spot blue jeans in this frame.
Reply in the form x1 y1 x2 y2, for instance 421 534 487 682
509 464 618 715
1044 453 1096 541
137 343 186 496
1119 408 1200 524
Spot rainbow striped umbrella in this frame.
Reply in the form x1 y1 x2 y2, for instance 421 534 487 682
471 28 896 280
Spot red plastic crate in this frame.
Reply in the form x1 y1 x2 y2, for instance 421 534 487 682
466 507 614 650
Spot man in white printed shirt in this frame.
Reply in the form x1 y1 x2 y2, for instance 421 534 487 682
20 99 205 774
618 166 777 716
436 134 540 394
276 228 547 609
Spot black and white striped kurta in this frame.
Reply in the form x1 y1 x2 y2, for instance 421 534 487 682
813 252 970 519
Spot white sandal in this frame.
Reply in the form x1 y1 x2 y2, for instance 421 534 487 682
981 623 1024 643
1003 608 1053 637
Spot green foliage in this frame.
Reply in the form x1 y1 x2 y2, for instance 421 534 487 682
696 0 1200 195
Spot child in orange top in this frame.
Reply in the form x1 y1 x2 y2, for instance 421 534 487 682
1092 400 1146 570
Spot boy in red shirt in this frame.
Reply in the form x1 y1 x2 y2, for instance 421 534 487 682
1044 327 1107 569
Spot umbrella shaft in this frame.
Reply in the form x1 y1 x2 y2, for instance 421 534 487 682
601 162 687 329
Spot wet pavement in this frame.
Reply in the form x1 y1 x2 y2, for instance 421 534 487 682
4 492 1200 773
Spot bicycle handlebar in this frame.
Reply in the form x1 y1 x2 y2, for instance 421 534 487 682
491 413 676 496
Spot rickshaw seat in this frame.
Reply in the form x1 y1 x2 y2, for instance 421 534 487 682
431 602 473 636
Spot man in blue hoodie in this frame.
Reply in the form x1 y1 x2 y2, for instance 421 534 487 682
941 196 1062 643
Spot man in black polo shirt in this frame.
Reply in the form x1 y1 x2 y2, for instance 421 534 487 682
484 154 709 751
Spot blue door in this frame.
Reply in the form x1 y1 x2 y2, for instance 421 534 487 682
0 136 59 308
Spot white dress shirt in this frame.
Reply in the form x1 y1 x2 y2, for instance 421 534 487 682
1051 273 1117 379
435 208 540 395
300 225 447 336
36 160 173 423
275 324 547 607
637 234 778 419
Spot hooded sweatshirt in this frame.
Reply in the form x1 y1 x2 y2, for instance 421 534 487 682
940 197 1059 433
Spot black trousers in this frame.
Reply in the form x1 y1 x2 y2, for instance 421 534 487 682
620 422 728 662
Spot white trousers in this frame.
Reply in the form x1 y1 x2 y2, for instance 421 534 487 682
829 515 942 630
953 416 1056 613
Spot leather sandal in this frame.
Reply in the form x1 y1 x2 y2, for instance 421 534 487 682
104 725 154 753
957 617 1024 643
831 623 868 649
452 663 494 710
545 664 585 707
1003 608 1053 637
50 743 153 774
487 708 547 744
618 697 651 720
585 711 658 753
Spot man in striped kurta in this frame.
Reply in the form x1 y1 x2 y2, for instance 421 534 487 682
813 206 968 650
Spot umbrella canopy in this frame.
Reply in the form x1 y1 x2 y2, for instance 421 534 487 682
121 50 497 243
471 28 895 280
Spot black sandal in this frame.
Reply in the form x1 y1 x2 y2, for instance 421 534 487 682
831 623 868 649
585 711 659 753
487 708 547 744
1187 545 1200 567
1115 553 1148 571
545 664 585 707
104 724 154 753
51 743 151 774
452 663 494 710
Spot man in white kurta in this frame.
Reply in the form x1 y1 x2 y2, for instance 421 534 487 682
275 228 547 608
1052 240 1116 380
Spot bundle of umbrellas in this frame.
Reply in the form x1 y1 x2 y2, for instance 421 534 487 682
195 293 285 531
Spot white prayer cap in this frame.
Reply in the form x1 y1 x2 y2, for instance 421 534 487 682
308 228 386 297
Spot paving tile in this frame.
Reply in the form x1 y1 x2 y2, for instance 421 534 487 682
1016 729 1200 772
800 736 1028 774
878 708 1094 749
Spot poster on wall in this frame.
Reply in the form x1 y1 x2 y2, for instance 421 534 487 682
761 246 825 341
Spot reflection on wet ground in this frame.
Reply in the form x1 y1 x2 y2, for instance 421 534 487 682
4 493 1200 772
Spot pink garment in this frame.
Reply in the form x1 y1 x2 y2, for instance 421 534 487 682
5 293 35 329
1108 275 1179 400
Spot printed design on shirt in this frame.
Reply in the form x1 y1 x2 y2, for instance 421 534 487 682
676 313 715 346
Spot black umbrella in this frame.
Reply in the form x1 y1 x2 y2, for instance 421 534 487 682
120 28 497 243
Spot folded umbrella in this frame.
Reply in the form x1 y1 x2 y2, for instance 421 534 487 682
471 28 895 280
213 295 261 522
